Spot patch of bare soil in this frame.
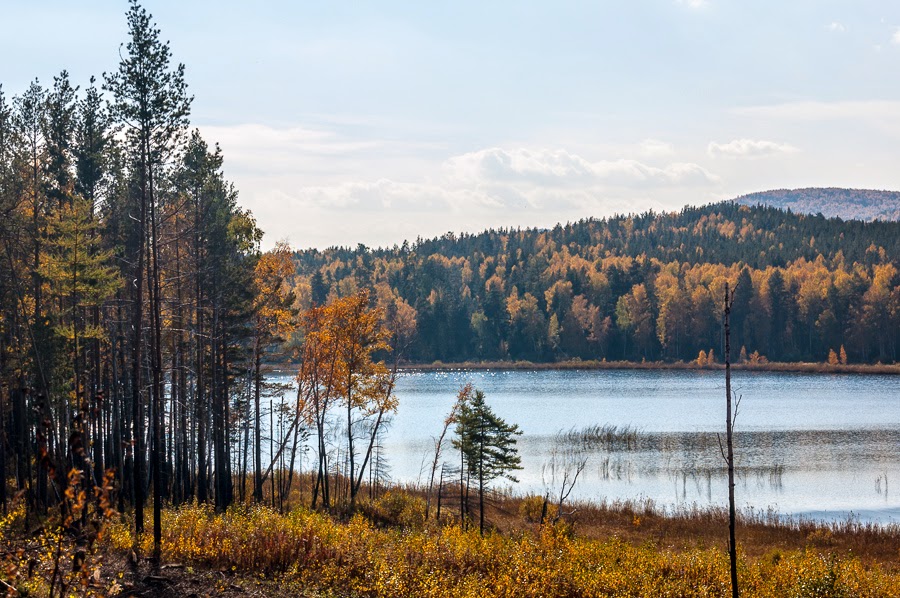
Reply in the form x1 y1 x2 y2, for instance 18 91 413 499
104 557 317 598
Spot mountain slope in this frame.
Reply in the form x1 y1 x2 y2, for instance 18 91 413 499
734 188 900 221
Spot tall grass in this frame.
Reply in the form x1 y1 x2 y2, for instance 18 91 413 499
105 501 900 597
557 424 641 451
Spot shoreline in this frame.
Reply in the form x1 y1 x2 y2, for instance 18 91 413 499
396 359 900 375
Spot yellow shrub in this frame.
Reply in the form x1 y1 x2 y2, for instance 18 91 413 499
102 503 900 598
371 490 426 528
519 494 554 523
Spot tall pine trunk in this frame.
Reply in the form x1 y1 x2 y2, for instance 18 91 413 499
130 134 147 540
149 164 164 563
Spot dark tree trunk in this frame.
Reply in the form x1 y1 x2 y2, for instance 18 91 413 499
149 165 164 563
131 135 147 540
724 281 739 598
253 341 262 502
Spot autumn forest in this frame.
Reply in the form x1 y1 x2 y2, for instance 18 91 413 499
294 203 900 365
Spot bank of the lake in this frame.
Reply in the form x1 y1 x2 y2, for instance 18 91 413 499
398 359 900 375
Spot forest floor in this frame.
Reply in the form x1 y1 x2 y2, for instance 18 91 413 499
103 558 305 598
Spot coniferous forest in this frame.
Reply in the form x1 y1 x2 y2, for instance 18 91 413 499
0 0 283 562
2 2 900 597
293 203 900 365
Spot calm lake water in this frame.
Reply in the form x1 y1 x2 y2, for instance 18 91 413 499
270 369 900 524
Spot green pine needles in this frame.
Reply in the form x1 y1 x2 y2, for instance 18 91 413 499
453 388 522 534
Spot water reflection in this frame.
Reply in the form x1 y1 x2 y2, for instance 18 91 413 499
268 369 900 524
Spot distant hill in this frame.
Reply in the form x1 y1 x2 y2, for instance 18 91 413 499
292 202 900 365
734 188 900 221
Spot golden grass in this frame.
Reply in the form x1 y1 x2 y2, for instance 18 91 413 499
103 493 900 598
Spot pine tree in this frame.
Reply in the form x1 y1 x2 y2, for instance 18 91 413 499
44 71 78 210
42 196 119 374
104 0 192 562
453 389 521 535
41 195 119 487
74 77 110 205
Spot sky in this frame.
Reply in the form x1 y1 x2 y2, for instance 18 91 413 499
5 0 900 250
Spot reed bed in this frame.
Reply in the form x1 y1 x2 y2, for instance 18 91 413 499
556 424 642 451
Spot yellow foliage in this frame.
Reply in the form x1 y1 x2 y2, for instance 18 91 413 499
749 350 768 365
696 350 707 366
0 469 118 596
519 495 557 523
103 503 900 597
252 241 297 343
371 491 426 527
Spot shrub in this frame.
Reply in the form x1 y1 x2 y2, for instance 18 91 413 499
370 491 426 528
519 495 558 523
102 503 900 598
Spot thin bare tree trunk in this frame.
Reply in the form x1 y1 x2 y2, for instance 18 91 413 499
253 339 262 501
724 281 739 598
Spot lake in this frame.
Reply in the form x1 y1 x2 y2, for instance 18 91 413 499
269 369 900 524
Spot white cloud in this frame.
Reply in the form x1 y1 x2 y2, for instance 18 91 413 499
827 22 845 33
203 123 374 156
288 147 719 218
236 144 722 248
444 147 718 188
708 139 798 158
289 179 506 212
200 123 381 176
196 123 725 248
892 28 900 45
676 0 707 8
637 139 675 158
444 148 595 185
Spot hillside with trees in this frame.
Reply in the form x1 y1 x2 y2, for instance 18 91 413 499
735 187 900 221
292 203 900 365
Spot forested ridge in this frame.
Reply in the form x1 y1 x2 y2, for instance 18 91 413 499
293 202 900 365
736 187 900 222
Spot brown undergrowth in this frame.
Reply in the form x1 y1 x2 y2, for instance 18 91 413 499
90 477 900 597
222 474 900 566
6 474 900 596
